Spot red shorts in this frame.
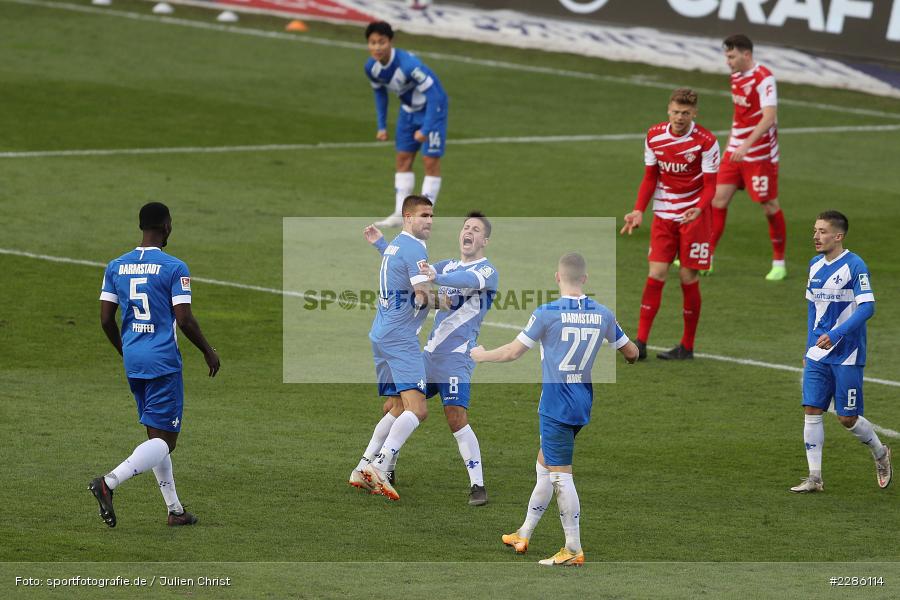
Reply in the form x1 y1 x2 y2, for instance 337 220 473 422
717 154 779 203
648 211 712 271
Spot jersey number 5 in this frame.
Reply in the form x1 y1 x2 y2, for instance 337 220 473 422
130 278 152 321
559 327 601 372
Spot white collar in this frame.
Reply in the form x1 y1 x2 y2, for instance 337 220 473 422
381 48 396 69
400 230 427 248
823 249 849 266
458 257 487 267
135 246 160 251
562 294 587 300
740 62 758 77
666 121 695 140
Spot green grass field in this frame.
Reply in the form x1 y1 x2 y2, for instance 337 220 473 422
2 0 900 597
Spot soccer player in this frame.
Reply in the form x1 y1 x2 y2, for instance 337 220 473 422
791 210 891 493
364 21 449 228
90 202 220 527
353 213 498 505
620 88 720 360
711 34 786 280
471 253 639 566
351 195 436 501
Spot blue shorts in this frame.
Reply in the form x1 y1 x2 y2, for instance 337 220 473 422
539 413 583 467
128 371 184 432
372 338 426 397
395 103 448 157
802 359 864 416
424 351 472 408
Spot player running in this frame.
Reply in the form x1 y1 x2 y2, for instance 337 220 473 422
791 210 891 493
364 21 449 228
352 195 436 501
90 202 220 527
471 253 639 566
352 212 498 506
711 34 787 280
621 88 720 360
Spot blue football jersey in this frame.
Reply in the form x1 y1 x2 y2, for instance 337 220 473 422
370 231 430 344
806 250 874 366
364 48 447 133
424 258 499 357
100 247 192 378
517 296 628 426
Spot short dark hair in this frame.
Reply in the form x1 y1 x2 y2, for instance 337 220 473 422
723 34 753 52
465 211 491 238
401 194 433 216
817 210 849 234
365 21 394 40
669 87 698 107
139 202 171 231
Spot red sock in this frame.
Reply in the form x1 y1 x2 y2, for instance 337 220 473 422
767 210 786 261
711 206 728 253
680 280 701 351
637 277 665 343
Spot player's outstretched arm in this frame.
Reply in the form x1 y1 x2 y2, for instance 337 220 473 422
619 341 639 364
470 339 530 363
173 304 220 377
100 300 123 356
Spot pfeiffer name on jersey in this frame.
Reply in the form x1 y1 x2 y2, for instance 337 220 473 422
157 576 232 587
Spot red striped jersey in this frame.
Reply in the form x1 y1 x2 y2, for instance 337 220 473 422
728 63 779 162
644 122 720 221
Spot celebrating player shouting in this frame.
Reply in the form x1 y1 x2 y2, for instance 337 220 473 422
354 212 498 506
711 34 786 280
364 21 449 228
621 88 720 360
471 253 638 566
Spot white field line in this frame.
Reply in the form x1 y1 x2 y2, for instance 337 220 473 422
3 245 899 393
6 0 900 122
2 124 900 159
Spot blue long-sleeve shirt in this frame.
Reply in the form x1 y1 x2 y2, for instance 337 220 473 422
364 48 448 135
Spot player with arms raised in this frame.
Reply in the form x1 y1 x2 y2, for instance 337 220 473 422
471 253 639 566
621 88 719 360
791 210 891 493
90 202 220 528
352 195 437 501
711 34 786 280
364 21 448 228
354 213 498 505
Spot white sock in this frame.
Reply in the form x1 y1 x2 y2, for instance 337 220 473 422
519 461 553 540
104 438 169 490
551 472 582 554
373 411 420 472
386 450 399 472
394 172 415 215
848 416 886 459
453 424 484 486
152 454 184 514
773 259 786 267
804 413 824 479
356 413 397 471
421 175 442 205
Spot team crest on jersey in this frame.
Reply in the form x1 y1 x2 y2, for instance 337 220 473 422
410 67 427 84
683 152 696 163
859 273 871 291
742 84 753 95
181 277 191 291
477 265 494 279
